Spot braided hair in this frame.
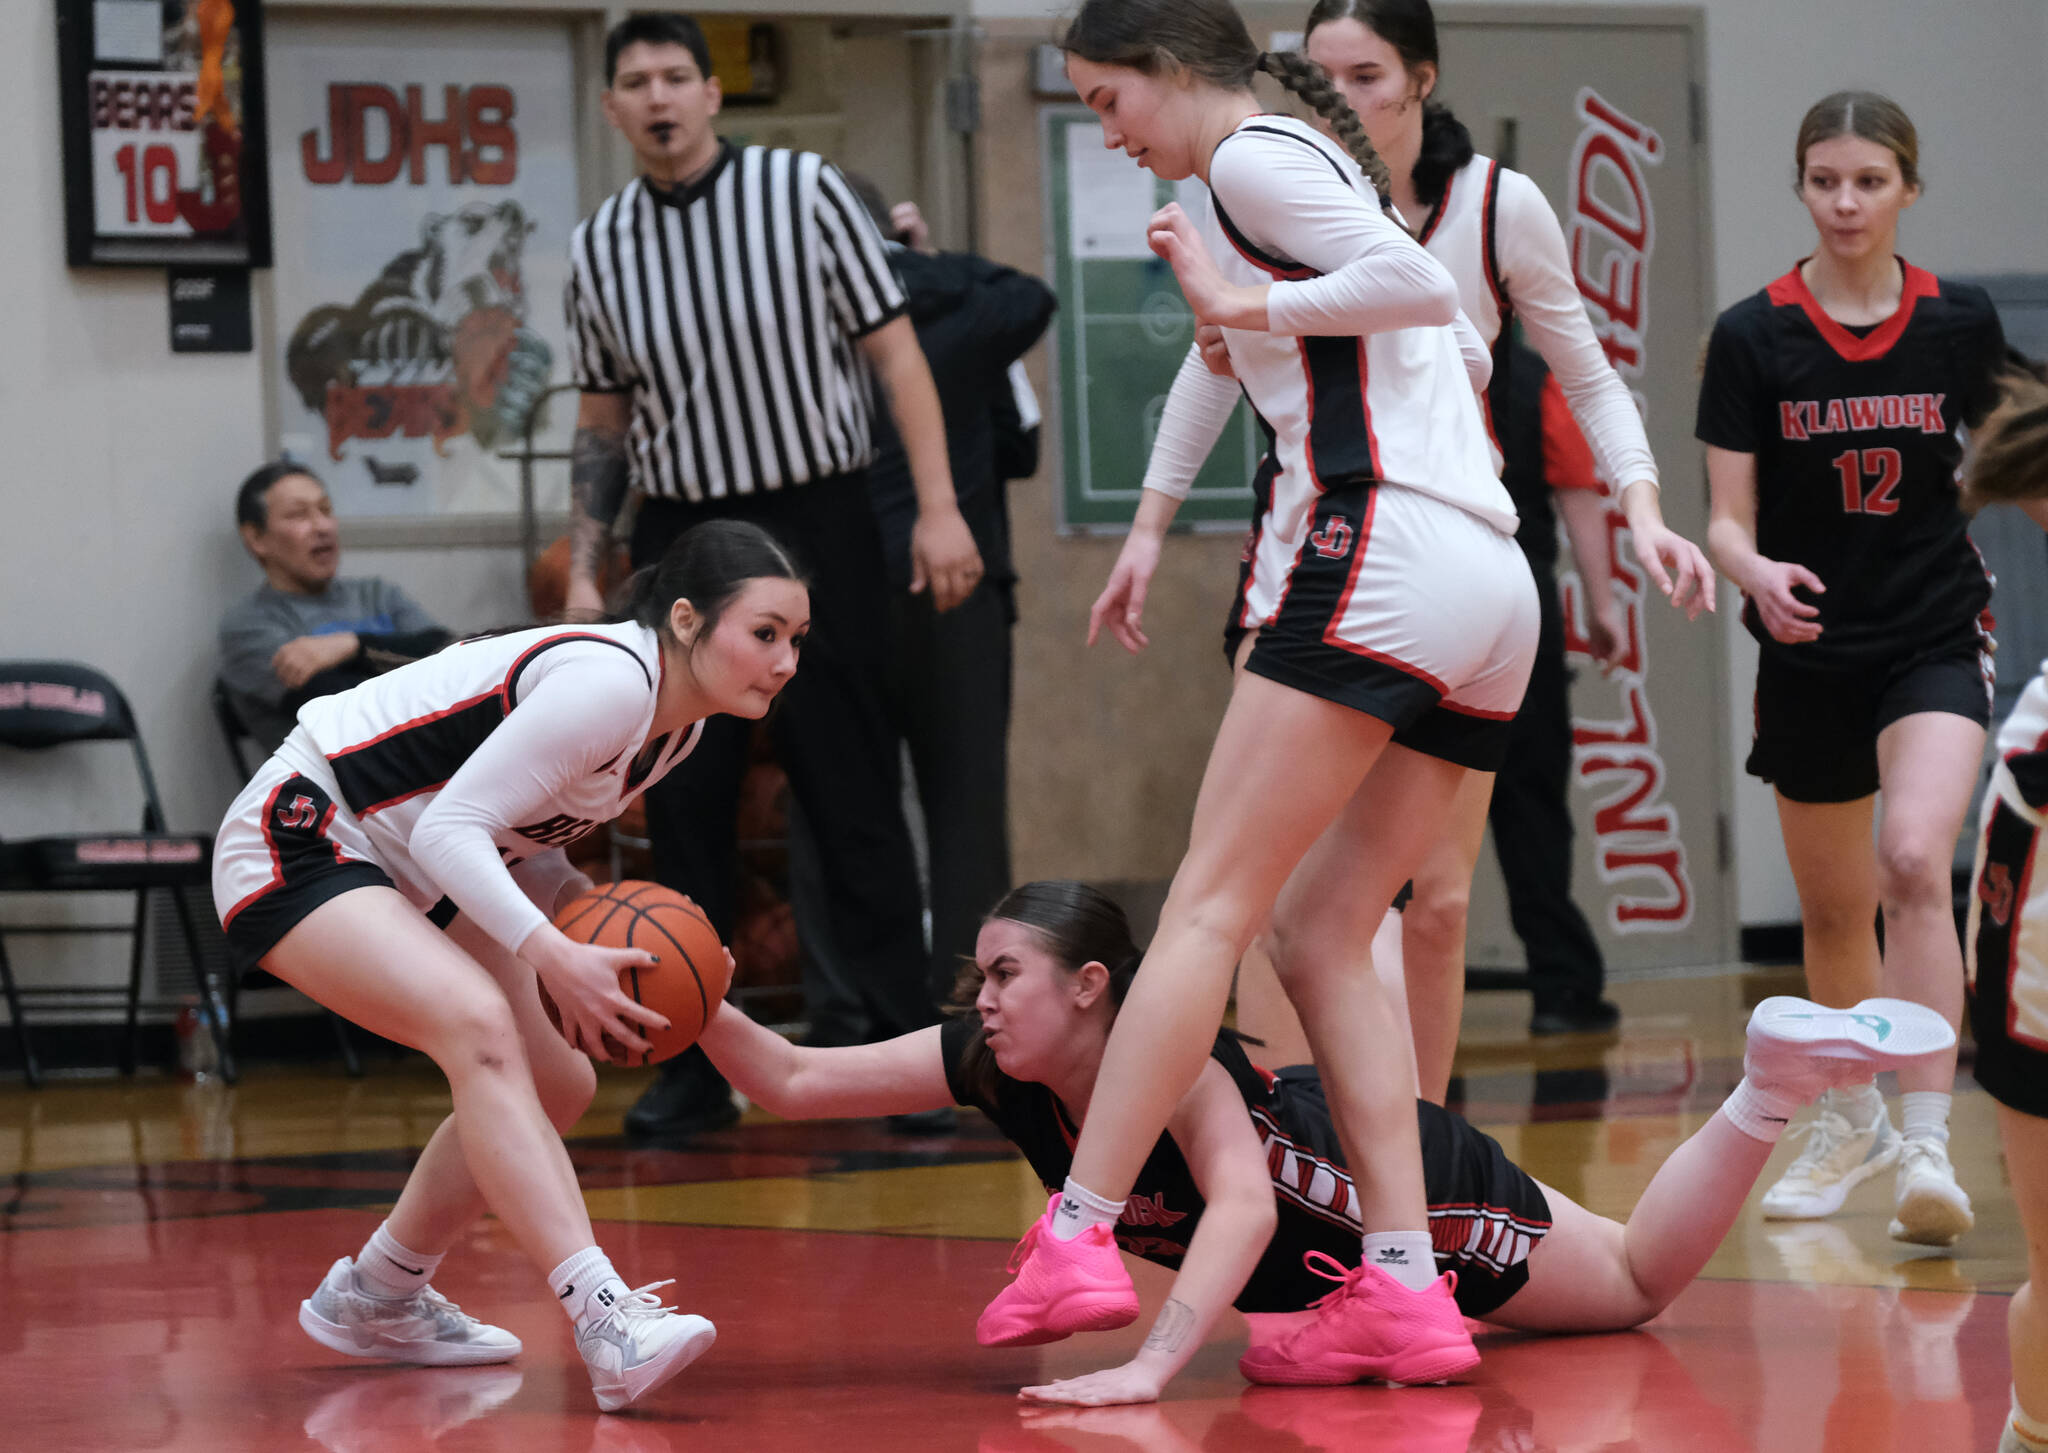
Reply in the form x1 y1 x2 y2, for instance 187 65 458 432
1254 50 1396 207
1058 0 1399 223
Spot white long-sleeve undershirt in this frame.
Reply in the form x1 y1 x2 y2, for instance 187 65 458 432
1489 167 1657 490
407 655 653 956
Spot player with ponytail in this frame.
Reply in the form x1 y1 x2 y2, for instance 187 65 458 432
981 0 1539 1389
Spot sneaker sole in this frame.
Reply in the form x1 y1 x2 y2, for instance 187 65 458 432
592 1316 717 1413
1890 1188 1975 1247
1239 1338 1481 1388
298 1300 522 1366
1749 996 1956 1075
976 1289 1140 1348
1759 1138 1900 1220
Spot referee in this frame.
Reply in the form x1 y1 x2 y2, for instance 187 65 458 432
565 13 982 1137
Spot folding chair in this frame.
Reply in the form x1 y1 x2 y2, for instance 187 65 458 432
0 661 232 1086
210 679 363 1077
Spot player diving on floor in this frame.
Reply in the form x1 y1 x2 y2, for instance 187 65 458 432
696 880 1956 1405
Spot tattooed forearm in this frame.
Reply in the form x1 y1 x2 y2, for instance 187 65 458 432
1142 1299 1197 1355
569 426 631 581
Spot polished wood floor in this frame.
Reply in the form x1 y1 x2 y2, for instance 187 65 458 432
0 969 2022 1452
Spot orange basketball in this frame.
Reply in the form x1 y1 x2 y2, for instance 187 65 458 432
538 880 732 1066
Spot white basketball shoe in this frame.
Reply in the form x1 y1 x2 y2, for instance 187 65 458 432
1890 1135 1974 1246
1744 996 1953 1221
575 1279 717 1412
300 1256 522 1366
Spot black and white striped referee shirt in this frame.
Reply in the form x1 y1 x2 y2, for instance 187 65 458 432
566 142 907 503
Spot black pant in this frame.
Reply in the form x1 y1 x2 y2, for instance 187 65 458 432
1487 562 1607 1008
787 529 1016 1031
631 481 935 1039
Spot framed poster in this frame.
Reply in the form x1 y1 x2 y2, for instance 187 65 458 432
1042 107 1259 532
265 16 581 520
55 0 273 267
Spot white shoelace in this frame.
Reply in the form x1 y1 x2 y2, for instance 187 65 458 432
1785 1109 1856 1176
610 1279 680 1320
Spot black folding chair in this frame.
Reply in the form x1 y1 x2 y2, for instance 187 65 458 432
209 679 363 1077
0 661 232 1085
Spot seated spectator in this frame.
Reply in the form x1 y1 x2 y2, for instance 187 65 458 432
218 462 452 751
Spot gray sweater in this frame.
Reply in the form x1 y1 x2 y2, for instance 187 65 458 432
218 578 446 751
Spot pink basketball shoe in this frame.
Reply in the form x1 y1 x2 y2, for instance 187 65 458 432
1238 1252 1480 1387
976 1194 1140 1348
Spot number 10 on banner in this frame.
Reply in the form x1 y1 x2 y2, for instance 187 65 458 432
92 128 202 237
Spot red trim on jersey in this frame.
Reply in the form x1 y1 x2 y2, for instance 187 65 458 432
326 688 501 762
1477 161 1509 321
1294 340 1331 495
2008 820 2048 1052
1539 373 1603 492
1355 337 1384 479
1765 258 1941 364
222 780 291 929
1215 214 1315 282
1416 170 1454 246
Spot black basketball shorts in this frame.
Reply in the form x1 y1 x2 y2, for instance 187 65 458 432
1747 637 1993 804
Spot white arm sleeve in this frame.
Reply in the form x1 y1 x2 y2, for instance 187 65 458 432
1451 308 1494 393
1495 171 1657 489
409 655 649 955
1208 137 1460 338
1141 345 1245 501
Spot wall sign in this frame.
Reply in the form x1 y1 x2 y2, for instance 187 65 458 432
55 0 273 267
265 17 579 519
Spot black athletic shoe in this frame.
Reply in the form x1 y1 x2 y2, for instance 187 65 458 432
1529 996 1621 1037
624 1047 740 1140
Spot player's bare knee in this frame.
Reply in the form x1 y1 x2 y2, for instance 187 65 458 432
1876 839 1947 908
1402 887 1470 954
430 994 523 1075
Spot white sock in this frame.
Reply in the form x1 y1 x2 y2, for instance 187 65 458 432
1827 1080 1888 1129
1048 1178 1125 1242
1362 1231 1437 1293
2012 1392 2048 1453
1720 1078 1802 1143
353 1221 444 1299
1900 1090 1952 1146
550 1246 630 1332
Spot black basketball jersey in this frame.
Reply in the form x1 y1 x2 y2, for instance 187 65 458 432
1695 261 2005 669
939 1016 1551 1317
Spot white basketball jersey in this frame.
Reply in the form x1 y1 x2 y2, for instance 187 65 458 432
1199 116 1514 632
278 621 699 887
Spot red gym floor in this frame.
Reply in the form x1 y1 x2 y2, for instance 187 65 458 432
0 973 2022 1452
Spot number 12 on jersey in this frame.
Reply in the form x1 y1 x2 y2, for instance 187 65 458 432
1834 447 1902 516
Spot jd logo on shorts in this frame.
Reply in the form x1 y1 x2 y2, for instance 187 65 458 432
277 794 318 830
1309 518 1353 560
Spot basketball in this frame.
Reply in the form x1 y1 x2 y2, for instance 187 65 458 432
538 880 731 1066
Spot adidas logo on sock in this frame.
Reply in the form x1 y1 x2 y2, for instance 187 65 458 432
1372 1248 1410 1265
1060 1197 1080 1216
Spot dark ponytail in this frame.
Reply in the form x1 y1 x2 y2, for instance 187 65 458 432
1254 50 1395 201
613 518 807 644
1303 0 1472 209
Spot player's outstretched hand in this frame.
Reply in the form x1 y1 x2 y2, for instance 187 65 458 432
1749 557 1826 644
1018 1358 1167 1407
1194 323 1235 380
1088 529 1163 653
527 931 670 1062
1632 518 1716 621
